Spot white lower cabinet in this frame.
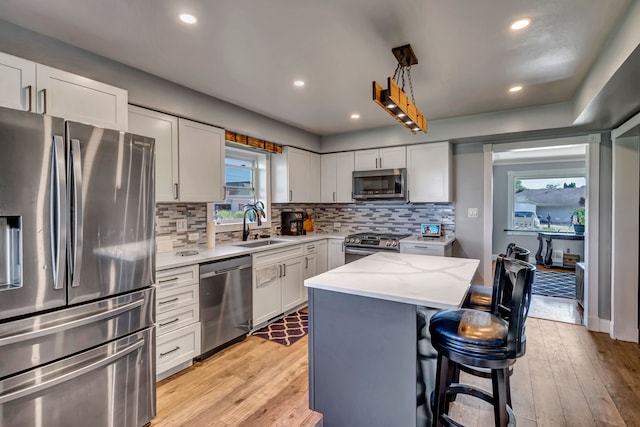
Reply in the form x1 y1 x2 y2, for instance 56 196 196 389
155 264 201 381
399 238 454 257
328 238 345 270
316 239 328 274
252 244 305 328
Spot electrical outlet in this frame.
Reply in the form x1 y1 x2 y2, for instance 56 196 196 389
467 208 479 218
188 232 199 241
176 218 187 232
333 222 341 228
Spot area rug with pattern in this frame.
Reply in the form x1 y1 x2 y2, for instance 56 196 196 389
532 270 576 299
252 310 308 346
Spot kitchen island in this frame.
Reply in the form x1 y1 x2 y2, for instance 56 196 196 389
304 252 479 427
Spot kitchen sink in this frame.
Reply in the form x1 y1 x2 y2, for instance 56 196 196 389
232 239 289 248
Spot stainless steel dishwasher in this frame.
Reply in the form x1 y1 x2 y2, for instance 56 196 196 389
199 255 252 359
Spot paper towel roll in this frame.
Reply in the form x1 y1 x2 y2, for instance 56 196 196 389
206 221 216 248
206 203 216 248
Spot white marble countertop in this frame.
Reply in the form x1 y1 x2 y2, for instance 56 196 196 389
304 252 479 309
156 233 346 270
399 235 456 246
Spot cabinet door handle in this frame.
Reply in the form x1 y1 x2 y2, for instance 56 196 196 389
159 318 180 327
278 264 282 277
379 157 382 168
41 89 47 114
174 183 179 200
160 346 180 357
407 189 410 202
158 297 179 305
375 158 378 169
289 190 293 202
282 263 287 277
158 276 179 284
305 257 309 269
333 191 336 202
26 85 33 112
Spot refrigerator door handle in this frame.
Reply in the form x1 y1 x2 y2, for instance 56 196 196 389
70 138 84 288
51 135 67 290
0 338 144 405
0 298 144 347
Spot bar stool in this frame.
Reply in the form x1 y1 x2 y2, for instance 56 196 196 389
463 243 530 311
429 256 536 427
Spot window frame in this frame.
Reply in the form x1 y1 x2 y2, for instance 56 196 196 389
213 145 271 233
507 167 585 233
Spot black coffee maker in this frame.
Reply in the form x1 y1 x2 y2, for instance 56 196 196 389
281 211 306 235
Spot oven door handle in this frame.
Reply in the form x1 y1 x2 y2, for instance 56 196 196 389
344 247 380 256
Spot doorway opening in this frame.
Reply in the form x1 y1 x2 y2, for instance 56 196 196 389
491 141 587 325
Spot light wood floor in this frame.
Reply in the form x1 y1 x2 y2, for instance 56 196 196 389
152 318 640 427
529 294 583 325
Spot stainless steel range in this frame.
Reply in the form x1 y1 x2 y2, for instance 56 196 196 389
344 232 410 263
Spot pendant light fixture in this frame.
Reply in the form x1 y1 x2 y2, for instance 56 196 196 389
372 44 427 134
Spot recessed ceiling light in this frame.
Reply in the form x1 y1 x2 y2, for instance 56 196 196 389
179 13 197 24
509 85 523 93
293 80 305 87
510 18 531 30
397 113 406 118
387 103 396 108
351 114 360 119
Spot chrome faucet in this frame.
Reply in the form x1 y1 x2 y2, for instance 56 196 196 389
242 201 266 241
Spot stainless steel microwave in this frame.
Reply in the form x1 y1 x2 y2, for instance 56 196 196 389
352 168 407 200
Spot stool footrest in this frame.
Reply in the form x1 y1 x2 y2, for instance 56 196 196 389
440 413 466 427
446 383 494 406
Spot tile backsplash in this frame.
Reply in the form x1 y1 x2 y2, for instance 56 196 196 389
155 202 455 252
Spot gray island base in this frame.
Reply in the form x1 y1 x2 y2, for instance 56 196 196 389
305 252 480 427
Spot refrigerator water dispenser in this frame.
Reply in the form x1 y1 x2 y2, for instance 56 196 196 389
0 216 22 289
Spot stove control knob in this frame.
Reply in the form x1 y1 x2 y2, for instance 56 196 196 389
385 241 391 246
391 241 398 247
355 238 361 244
346 238 352 243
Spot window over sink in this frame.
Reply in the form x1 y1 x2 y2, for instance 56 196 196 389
214 146 270 230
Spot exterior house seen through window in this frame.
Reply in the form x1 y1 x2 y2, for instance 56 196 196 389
214 146 268 226
509 170 585 232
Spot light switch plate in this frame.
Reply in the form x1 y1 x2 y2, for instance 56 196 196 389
467 208 479 218
333 222 341 228
176 218 187 232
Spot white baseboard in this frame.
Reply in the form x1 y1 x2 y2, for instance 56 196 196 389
585 316 610 334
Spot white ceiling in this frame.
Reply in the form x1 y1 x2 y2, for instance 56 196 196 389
0 0 631 135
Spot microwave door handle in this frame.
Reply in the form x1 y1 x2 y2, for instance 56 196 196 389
70 138 84 288
51 135 67 290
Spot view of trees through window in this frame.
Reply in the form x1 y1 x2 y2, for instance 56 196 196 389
513 176 586 232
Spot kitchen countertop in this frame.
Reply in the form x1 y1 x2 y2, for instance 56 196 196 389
399 235 456 246
156 233 346 270
304 252 479 309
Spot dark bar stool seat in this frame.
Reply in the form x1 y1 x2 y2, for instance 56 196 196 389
429 256 535 427
463 243 530 311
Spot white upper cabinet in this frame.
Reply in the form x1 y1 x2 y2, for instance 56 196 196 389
0 51 128 130
272 146 320 203
354 146 406 170
406 141 452 202
36 64 128 130
0 51 36 112
128 106 179 203
177 118 225 202
321 152 354 203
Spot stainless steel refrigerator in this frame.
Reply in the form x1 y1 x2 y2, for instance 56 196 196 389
0 106 156 427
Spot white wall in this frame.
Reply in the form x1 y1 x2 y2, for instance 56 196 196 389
0 19 321 152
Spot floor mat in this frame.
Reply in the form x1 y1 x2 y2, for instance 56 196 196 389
252 310 308 346
532 270 576 299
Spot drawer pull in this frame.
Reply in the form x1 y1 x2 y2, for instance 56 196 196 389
160 346 180 357
159 318 180 327
158 276 179 283
158 297 179 305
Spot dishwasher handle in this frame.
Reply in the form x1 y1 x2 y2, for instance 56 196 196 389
200 264 251 279
200 256 252 278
